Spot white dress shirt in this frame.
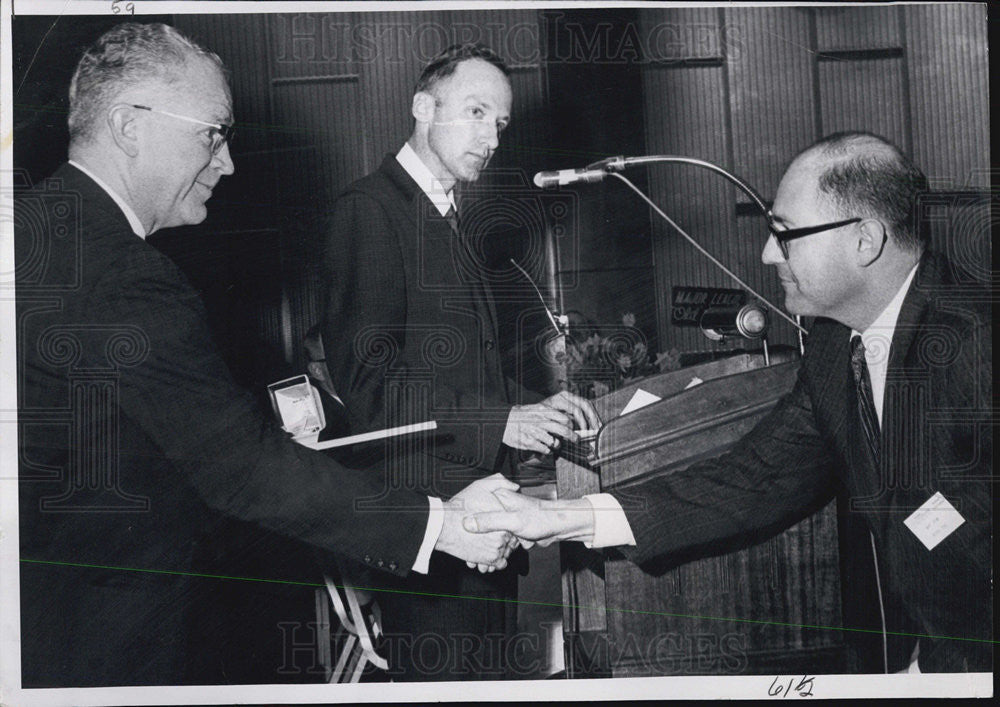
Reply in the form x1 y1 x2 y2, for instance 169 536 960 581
396 141 456 217
68 160 147 238
851 264 919 426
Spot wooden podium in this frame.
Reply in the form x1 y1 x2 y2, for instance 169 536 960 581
556 352 851 677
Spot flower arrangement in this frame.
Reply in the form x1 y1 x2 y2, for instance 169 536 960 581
551 312 682 399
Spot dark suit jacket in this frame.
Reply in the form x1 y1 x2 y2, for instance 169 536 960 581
612 252 991 673
320 153 541 499
16 164 430 686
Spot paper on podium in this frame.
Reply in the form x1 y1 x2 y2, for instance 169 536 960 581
296 420 438 451
619 388 662 416
618 378 703 418
562 388 667 464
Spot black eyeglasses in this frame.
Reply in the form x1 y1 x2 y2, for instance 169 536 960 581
131 104 234 155
766 213 862 260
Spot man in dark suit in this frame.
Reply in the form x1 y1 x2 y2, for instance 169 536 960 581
318 44 600 680
15 22 519 687
467 132 992 673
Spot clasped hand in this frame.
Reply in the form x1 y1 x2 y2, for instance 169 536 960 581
462 488 596 548
502 391 601 454
434 474 522 573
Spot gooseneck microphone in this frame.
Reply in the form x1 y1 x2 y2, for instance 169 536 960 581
531 154 807 338
534 156 769 212
532 168 608 189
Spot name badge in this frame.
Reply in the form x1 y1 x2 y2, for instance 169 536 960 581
904 492 965 550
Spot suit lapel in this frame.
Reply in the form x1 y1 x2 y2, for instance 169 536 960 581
880 253 941 507
452 186 501 340
453 205 501 341
850 253 942 511
886 253 936 375
453 212 501 342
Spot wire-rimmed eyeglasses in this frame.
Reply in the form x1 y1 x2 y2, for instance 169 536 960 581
131 104 234 155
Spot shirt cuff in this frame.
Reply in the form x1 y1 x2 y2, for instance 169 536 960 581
412 496 444 574
583 493 636 548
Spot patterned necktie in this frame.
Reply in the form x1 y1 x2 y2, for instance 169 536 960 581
850 335 881 467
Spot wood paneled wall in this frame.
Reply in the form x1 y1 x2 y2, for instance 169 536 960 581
171 5 987 388
632 4 989 353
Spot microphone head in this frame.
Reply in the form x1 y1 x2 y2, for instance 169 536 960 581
735 304 768 338
533 171 549 189
699 303 768 340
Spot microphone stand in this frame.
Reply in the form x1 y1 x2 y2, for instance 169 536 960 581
592 155 808 354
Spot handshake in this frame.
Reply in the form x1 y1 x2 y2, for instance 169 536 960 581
433 473 597 572
433 391 602 572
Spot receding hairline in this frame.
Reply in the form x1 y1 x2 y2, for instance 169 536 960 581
795 132 913 181
785 136 906 198
420 56 511 97
783 132 928 250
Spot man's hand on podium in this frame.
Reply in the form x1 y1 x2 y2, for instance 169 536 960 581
502 391 601 454
436 474 521 572
462 489 597 548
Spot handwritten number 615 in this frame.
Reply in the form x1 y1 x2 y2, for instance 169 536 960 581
768 675 815 698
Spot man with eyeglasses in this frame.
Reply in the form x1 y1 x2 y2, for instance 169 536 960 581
16 22 520 686
466 132 991 674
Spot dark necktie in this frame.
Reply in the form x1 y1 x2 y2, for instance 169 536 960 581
445 204 460 235
850 335 881 467
446 204 496 339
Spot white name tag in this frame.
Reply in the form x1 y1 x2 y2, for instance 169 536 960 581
904 492 965 550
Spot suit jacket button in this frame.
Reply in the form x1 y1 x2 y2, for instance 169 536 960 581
484 338 495 350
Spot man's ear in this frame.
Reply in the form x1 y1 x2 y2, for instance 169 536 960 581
856 218 887 266
106 104 141 158
412 91 436 124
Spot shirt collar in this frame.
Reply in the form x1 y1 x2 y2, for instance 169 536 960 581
69 159 147 238
852 263 919 345
395 142 456 218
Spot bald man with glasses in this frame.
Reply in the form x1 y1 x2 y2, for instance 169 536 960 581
467 132 992 674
